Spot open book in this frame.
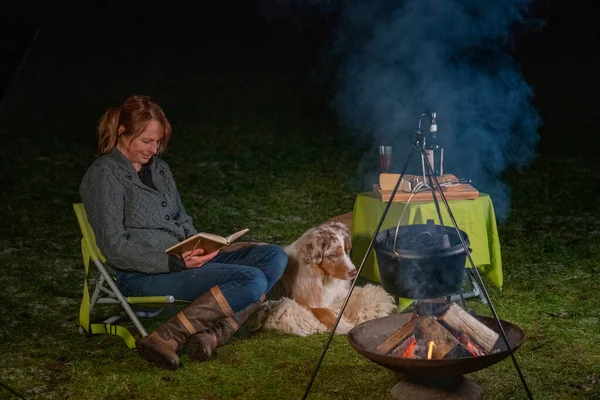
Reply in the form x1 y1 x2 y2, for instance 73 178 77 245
165 228 250 257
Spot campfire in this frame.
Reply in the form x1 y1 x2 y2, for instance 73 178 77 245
346 295 525 399
377 301 499 360
347 308 524 378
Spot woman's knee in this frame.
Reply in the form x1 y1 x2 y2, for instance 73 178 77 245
261 244 288 277
246 273 269 302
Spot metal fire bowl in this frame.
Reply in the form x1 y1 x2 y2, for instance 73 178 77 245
347 313 525 378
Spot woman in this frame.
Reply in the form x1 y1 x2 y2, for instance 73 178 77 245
80 95 287 370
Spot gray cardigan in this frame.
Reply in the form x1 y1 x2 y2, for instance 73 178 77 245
80 149 197 275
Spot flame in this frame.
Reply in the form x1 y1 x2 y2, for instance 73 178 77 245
427 341 436 360
456 332 486 357
464 339 485 357
400 336 418 358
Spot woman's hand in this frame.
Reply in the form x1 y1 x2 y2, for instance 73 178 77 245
182 248 219 268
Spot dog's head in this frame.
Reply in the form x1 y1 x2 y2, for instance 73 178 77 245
299 221 357 280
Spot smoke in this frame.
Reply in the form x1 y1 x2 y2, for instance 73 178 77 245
262 0 542 220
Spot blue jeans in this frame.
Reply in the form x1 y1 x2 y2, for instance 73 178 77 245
116 244 287 313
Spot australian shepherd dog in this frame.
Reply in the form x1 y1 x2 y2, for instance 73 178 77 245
277 221 358 333
231 221 396 336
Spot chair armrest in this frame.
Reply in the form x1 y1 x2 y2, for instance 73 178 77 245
127 295 175 304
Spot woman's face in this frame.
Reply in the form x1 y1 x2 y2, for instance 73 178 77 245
118 120 164 170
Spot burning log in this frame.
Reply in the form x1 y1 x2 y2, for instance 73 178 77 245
414 316 471 359
439 303 499 353
389 335 418 358
376 302 500 360
376 318 418 354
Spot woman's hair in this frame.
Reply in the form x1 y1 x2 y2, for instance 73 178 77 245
97 95 172 155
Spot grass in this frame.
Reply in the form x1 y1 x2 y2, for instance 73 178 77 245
1 22 599 400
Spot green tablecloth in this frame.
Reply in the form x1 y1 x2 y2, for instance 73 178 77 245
351 192 502 310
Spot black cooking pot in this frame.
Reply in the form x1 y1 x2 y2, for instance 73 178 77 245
374 220 470 299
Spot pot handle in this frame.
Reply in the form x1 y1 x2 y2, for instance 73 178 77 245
414 231 435 244
392 182 435 258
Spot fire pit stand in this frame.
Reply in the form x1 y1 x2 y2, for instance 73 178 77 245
390 376 481 400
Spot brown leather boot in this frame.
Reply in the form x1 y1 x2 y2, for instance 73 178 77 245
187 294 266 361
136 286 233 370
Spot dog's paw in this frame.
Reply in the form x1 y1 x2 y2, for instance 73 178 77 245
290 326 310 337
334 318 354 335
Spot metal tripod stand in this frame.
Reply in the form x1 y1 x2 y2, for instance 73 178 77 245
301 119 533 400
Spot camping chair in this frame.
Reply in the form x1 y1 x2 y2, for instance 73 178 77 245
73 203 189 349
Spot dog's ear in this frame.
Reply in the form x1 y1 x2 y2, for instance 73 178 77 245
329 222 351 250
343 232 352 254
302 235 326 266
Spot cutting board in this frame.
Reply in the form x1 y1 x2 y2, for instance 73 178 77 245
374 184 480 202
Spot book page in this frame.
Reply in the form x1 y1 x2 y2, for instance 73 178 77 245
165 234 204 256
196 232 228 245
225 228 250 243
193 236 228 254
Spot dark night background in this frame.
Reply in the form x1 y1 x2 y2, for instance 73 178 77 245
0 0 596 229
0 0 597 154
